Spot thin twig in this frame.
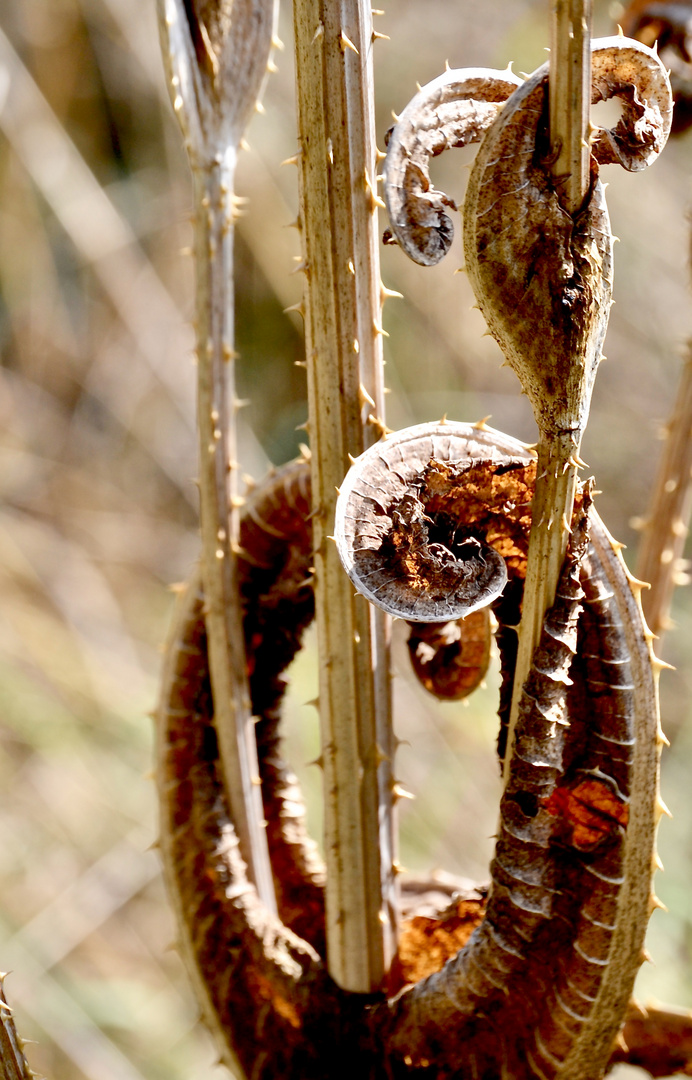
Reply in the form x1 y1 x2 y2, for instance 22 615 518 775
293 0 395 991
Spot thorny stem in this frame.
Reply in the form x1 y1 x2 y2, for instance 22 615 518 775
0 981 33 1080
192 156 276 910
156 0 278 910
550 0 592 215
293 0 395 991
505 2 592 783
637 347 692 641
504 433 579 782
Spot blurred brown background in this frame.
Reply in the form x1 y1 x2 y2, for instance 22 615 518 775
0 1 689 1077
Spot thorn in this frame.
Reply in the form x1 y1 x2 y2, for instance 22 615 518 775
284 301 305 317
373 31 390 42
656 795 673 818
299 443 311 461
454 265 466 275
626 574 650 594
239 137 250 152
472 416 492 431
359 384 377 408
295 359 307 368
295 420 309 433
391 110 400 123
290 260 309 276
267 58 278 74
233 397 251 410
230 495 246 508
312 22 324 43
168 581 186 594
375 743 390 766
373 319 389 337
348 453 358 465
392 782 415 801
340 31 359 54
368 414 392 437
281 152 302 167
272 35 285 51
380 283 403 301
307 756 324 769
614 1031 629 1054
650 893 668 913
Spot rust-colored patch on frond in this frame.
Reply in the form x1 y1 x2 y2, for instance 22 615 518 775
544 777 629 851
384 897 486 996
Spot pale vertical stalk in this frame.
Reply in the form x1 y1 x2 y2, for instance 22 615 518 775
156 0 278 909
293 0 395 990
192 153 276 910
637 348 692 640
504 1 591 782
550 0 592 215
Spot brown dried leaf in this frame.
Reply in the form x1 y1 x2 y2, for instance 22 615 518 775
407 609 491 701
620 1 692 132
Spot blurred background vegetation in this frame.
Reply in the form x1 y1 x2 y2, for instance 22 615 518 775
0 1 689 1077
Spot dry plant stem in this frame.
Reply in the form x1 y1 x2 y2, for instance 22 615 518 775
0 983 33 1080
156 0 279 910
550 0 592 214
193 156 276 910
506 2 592 782
636 347 692 640
504 431 579 782
293 0 395 991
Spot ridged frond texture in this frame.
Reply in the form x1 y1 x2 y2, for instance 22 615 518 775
157 422 660 1079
